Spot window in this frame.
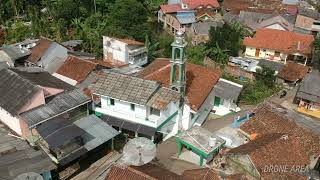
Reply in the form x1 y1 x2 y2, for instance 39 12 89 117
130 104 135 111
275 51 280 57
150 107 160 116
110 98 115 106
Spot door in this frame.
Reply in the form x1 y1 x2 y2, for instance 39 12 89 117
214 96 221 107
255 48 260 57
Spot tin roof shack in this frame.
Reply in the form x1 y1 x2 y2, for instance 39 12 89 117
0 123 56 179
26 37 68 73
176 126 225 166
0 45 30 68
295 70 320 118
228 103 320 179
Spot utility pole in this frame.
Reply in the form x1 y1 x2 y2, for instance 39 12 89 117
94 0 97 14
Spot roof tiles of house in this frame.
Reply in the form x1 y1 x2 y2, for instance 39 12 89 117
277 61 310 82
182 168 221 180
160 4 183 13
146 87 180 110
257 15 294 31
295 14 314 30
90 71 160 106
229 103 320 179
138 58 222 111
105 164 156 180
243 28 314 55
0 69 40 115
27 37 52 63
12 68 74 91
182 0 220 9
56 55 97 82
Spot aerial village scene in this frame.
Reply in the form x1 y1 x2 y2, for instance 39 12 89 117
1 0 320 179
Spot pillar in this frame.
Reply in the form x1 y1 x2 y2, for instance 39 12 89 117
304 56 307 66
200 155 204 166
178 142 182 157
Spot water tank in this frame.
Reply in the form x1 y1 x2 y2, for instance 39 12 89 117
209 136 217 147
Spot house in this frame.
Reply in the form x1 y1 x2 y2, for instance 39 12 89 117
89 71 181 141
212 78 243 116
158 0 220 35
276 61 310 85
26 37 68 73
243 28 314 65
54 55 97 87
295 70 320 118
192 20 224 45
0 68 119 166
138 58 222 127
256 15 294 31
0 122 56 180
102 36 148 67
228 102 320 179
294 14 320 35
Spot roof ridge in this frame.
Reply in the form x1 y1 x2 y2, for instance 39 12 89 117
143 63 171 79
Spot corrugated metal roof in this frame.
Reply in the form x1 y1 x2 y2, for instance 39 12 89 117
74 115 119 151
213 79 242 100
0 124 56 178
296 70 320 103
176 12 196 24
90 72 160 106
21 89 91 128
1 46 30 61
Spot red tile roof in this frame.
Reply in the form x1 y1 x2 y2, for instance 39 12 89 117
56 55 97 83
27 37 52 63
105 165 155 180
93 58 128 68
160 0 219 13
160 4 182 13
229 103 320 179
277 61 310 82
182 0 220 9
244 28 314 55
138 58 222 111
182 168 220 180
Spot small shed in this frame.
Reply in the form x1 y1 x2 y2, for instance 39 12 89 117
176 126 225 166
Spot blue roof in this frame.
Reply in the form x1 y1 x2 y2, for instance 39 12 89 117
176 12 196 24
282 0 298 5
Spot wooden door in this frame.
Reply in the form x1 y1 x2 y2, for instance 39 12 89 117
255 48 260 57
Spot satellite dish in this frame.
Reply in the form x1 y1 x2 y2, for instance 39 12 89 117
14 172 44 180
121 137 156 166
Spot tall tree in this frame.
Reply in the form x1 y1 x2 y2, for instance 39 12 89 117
106 0 148 41
206 42 229 66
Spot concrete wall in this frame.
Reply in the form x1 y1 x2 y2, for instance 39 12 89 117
245 46 286 61
0 108 22 135
103 36 127 63
96 95 179 129
18 89 45 114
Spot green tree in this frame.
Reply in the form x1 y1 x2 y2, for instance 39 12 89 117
106 0 148 41
206 23 242 57
186 45 206 65
255 66 276 88
206 42 229 66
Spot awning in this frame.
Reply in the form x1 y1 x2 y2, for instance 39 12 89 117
102 115 157 137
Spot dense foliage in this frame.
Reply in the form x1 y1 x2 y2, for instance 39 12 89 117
0 0 167 57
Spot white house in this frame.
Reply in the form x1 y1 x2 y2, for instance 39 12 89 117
89 71 181 141
212 78 243 116
103 36 148 67
243 28 314 65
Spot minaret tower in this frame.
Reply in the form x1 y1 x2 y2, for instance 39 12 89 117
170 31 187 95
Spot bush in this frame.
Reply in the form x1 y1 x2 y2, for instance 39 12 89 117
186 45 206 65
240 81 273 105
